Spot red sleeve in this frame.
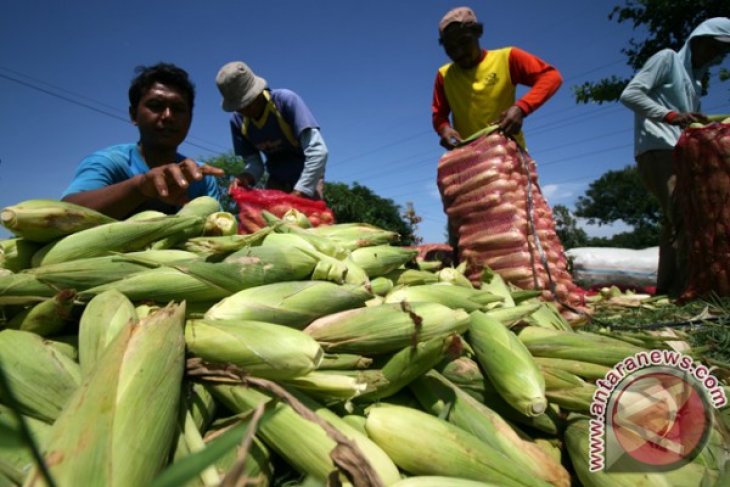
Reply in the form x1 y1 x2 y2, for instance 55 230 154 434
432 70 451 134
508 47 562 116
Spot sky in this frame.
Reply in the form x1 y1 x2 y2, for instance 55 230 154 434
1 1 728 243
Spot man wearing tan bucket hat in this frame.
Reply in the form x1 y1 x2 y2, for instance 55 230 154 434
216 61 327 199
432 6 563 150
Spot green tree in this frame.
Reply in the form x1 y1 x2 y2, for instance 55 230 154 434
553 204 589 250
574 165 661 249
323 182 420 245
573 0 728 104
202 151 244 214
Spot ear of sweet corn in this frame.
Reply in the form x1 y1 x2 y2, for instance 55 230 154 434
125 210 167 221
318 353 373 371
185 319 323 380
78 289 138 377
209 383 401 486
202 212 238 237
205 416 273 486
31 216 202 266
185 227 271 257
480 267 516 307
177 196 222 218
392 477 501 487
0 405 52 478
282 208 313 228
304 302 470 355
262 233 348 283
525 302 573 332
385 269 439 286
359 335 461 402
437 267 474 288
270 222 348 259
204 281 372 329
410 370 570 487
364 404 550 487
283 371 368 403
348 246 418 278
0 274 54 305
0 329 82 423
533 357 610 381
544 385 596 414
304 223 399 250
24 303 186 487
6 289 76 336
369 277 394 297
384 284 501 312
0 199 116 243
469 311 547 417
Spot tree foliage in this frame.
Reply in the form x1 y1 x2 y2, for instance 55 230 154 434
202 151 245 214
573 0 728 104
553 204 589 249
323 182 420 246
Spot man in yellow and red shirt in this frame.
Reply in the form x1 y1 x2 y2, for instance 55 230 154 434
432 6 562 149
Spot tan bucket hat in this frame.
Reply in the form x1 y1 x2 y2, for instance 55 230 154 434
216 61 267 112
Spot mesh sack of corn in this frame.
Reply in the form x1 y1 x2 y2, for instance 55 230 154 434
674 120 730 299
230 187 335 234
436 129 586 319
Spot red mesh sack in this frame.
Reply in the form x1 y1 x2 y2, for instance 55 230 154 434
436 131 587 320
674 122 730 299
230 188 335 234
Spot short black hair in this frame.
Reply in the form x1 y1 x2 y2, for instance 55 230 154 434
439 22 484 44
128 63 196 110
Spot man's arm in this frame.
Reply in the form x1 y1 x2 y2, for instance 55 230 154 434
432 71 461 149
509 47 563 115
293 128 327 198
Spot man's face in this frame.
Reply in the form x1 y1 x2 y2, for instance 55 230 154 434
131 82 192 150
691 37 730 69
237 93 266 119
441 24 482 69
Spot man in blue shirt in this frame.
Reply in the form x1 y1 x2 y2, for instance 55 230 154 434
62 63 224 219
216 61 328 199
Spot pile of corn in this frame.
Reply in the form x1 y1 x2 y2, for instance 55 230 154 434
0 198 728 487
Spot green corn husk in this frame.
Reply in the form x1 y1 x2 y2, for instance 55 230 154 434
304 302 470 355
436 356 562 435
392 478 499 487
304 223 399 250
565 416 719 487
0 274 54 305
283 371 368 403
31 215 202 266
47 336 79 361
416 260 443 272
480 267 516 307
469 311 547 417
264 233 348 284
364 404 550 487
0 329 82 423
484 302 543 328
208 383 401 486
540 366 586 390
267 219 348 259
0 405 52 479
185 319 323 380
78 289 138 377
410 370 570 487
27 249 199 291
533 357 611 381
341 414 368 434
358 335 463 402
0 199 116 243
348 245 418 278
204 417 273 486
341 258 371 286
184 227 270 256
204 281 372 329
80 247 318 303
384 283 501 312
385 269 439 286
318 353 373 370
0 239 42 272
525 302 573 332
282 208 313 228
126 210 167 221
24 303 186 487
369 277 394 297
6 289 76 336
177 196 222 218
545 385 596 414
517 326 645 367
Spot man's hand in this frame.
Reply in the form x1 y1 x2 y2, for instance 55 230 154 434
669 112 709 128
439 126 463 150
498 106 524 137
136 159 224 206
228 172 256 192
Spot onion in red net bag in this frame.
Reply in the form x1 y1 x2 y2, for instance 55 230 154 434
230 187 335 234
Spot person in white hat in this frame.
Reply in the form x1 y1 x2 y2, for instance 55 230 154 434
432 6 563 150
216 61 328 199
620 17 730 297
62 63 224 218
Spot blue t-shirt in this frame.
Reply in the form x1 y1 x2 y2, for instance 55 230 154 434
62 143 221 214
230 89 319 185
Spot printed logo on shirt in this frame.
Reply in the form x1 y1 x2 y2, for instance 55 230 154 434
472 72 499 91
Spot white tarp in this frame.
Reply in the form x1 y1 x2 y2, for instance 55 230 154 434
565 247 658 288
